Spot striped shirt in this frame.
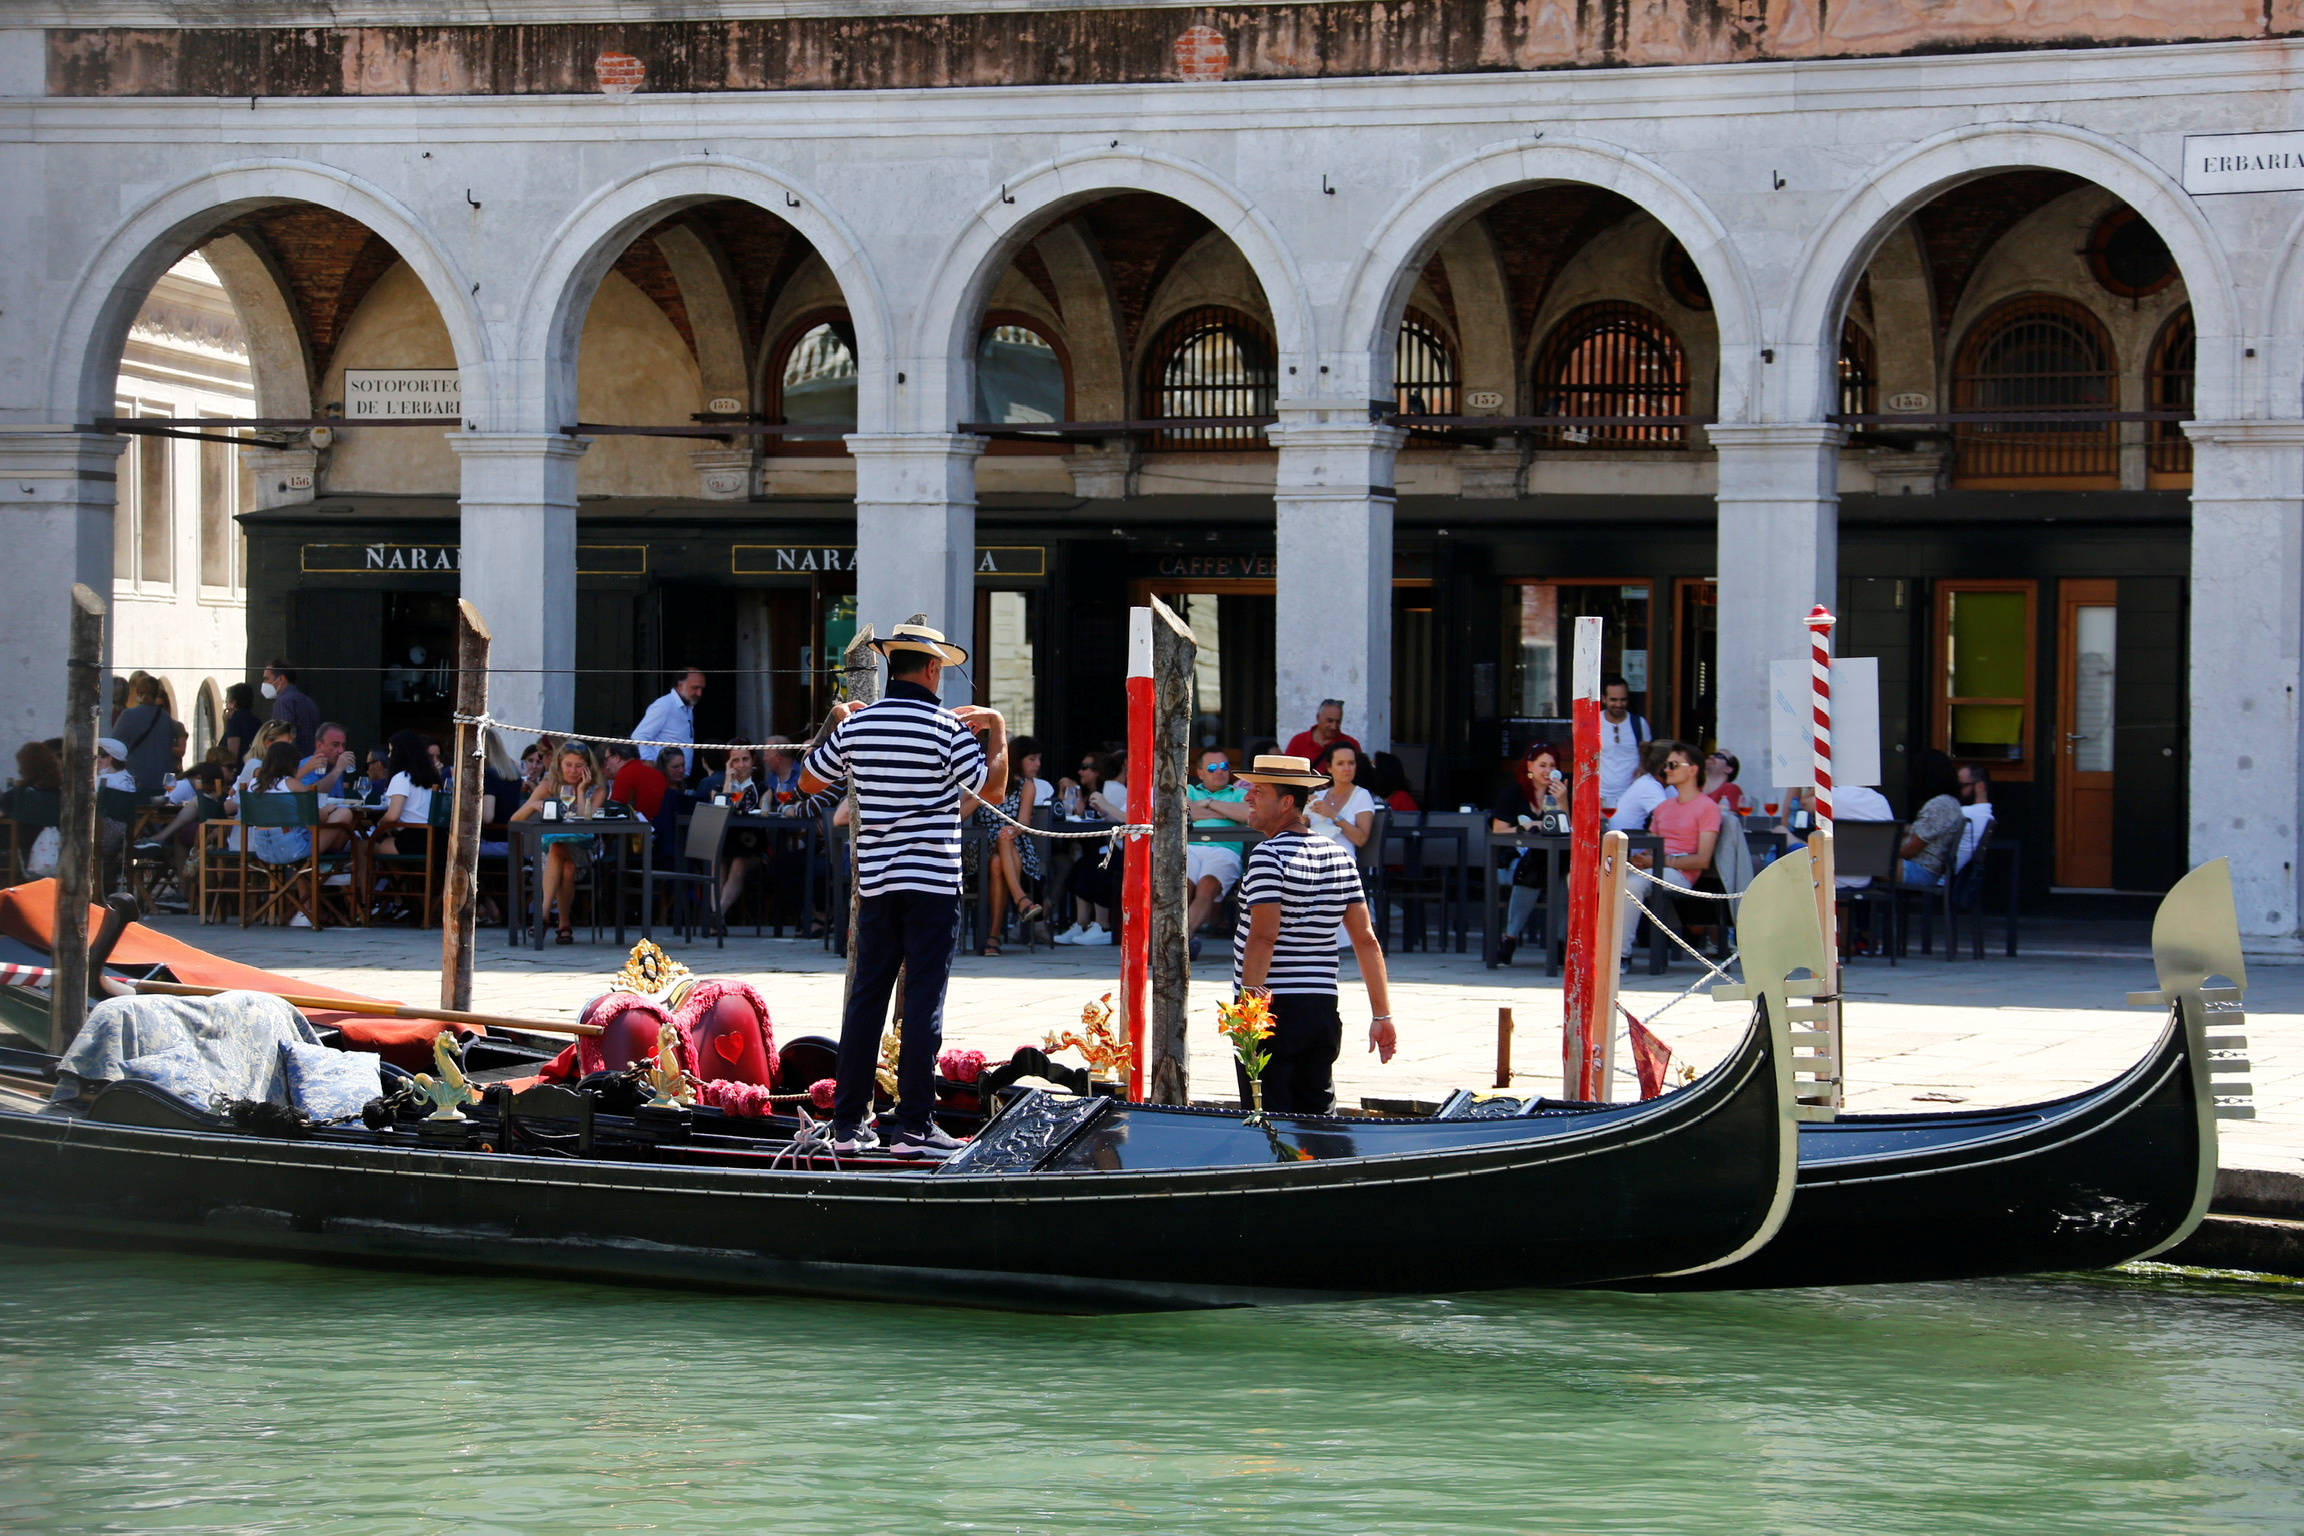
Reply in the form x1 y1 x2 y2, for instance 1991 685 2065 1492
1232 827 1366 996
802 680 987 897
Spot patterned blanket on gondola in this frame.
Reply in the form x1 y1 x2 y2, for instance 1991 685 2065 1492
54 990 381 1121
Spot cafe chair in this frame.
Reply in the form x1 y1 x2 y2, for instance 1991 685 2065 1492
1907 815 1995 961
650 801 731 948
194 814 244 924
1827 818 1905 966
367 793 452 927
1 786 61 886
235 790 356 929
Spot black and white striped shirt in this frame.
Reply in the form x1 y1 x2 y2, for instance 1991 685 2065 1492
1232 827 1366 996
803 681 987 897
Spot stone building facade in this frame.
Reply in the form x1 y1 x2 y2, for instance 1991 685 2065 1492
3 2 2302 938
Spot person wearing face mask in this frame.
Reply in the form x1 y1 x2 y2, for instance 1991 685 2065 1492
261 661 320 757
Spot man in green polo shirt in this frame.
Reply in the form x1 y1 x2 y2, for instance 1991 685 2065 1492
1186 749 1253 958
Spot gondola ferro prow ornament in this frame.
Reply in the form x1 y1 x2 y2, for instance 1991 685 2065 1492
412 1033 480 1122
1662 848 1812 1275
2128 859 2252 1259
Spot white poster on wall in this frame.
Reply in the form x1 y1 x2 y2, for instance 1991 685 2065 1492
1768 656 1881 789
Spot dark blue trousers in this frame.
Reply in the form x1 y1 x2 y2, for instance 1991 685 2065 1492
834 888 961 1132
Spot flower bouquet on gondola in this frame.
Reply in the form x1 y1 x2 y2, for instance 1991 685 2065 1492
1216 992 1276 1126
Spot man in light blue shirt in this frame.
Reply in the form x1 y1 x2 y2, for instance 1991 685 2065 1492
631 668 704 780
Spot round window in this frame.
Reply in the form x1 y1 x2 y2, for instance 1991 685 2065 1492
2087 208 2176 299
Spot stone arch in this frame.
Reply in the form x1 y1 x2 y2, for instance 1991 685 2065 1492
909 148 1318 433
1336 138 1760 416
2252 201 2304 417
51 159 485 425
511 157 889 432
1783 123 2243 424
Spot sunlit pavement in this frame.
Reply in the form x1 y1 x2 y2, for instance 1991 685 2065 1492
139 913 2304 1176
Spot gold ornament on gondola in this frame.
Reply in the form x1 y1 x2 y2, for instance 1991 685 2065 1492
1043 992 1132 1082
608 940 695 1006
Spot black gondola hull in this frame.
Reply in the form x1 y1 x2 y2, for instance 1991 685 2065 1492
0 998 1796 1308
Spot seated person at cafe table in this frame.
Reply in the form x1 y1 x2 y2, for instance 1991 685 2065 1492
968 734 1047 956
242 739 358 862
1702 750 1755 817
1054 750 1129 946
1778 782 1896 889
1619 743 1719 967
511 743 607 945
294 723 357 799
702 745 769 929
1896 750 1969 891
1606 740 1674 832
603 742 669 819
370 730 440 859
1489 741 1567 963
1184 749 1252 959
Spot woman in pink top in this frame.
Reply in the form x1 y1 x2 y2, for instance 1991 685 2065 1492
1621 743 1721 963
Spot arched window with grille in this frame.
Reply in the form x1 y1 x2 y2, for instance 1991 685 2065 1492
1531 302 1688 447
1838 318 1878 419
1395 310 1460 420
1143 307 1276 448
1952 295 2118 487
765 310 858 453
2147 305 2194 486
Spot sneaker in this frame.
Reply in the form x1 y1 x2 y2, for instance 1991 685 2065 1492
288 913 314 929
1052 924 1085 946
322 873 352 888
887 1123 968 1160
1074 921 1108 947
827 1122 880 1155
130 839 168 858
1188 936 1203 960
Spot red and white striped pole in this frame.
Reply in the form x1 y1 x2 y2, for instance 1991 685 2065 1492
1120 606 1154 1101
1808 605 1835 837
1563 615 1604 1100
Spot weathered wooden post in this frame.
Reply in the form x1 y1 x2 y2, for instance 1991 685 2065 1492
1120 608 1154 1098
1591 828 1630 1099
440 599 491 1012
51 583 106 1054
1146 596 1196 1105
1494 1007 1513 1089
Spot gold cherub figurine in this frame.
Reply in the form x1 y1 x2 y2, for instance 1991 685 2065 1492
412 1033 481 1122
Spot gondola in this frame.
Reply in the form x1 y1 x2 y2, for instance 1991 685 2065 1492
0 900 1802 1313
1440 858 2249 1290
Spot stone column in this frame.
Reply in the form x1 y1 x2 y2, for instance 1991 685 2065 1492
2186 420 2304 947
1708 423 1846 785
1271 417 1407 754
0 432 124 750
450 432 586 742
847 433 985 706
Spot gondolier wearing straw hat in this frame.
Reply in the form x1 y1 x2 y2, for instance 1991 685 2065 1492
799 622 1006 1159
1233 754 1398 1116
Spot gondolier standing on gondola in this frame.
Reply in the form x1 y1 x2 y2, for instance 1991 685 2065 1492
1233 754 1398 1115
800 622 1007 1159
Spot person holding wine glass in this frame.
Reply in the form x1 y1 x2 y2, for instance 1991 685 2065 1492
511 743 604 944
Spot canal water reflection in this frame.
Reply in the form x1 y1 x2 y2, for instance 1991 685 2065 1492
0 1251 2297 1534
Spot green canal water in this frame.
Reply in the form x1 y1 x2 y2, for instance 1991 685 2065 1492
0 1251 2298 1535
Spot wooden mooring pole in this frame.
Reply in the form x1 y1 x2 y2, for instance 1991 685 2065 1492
835 623 879 995
440 599 491 1012
1120 608 1153 1098
1494 1007 1513 1089
1146 596 1196 1105
50 583 106 1055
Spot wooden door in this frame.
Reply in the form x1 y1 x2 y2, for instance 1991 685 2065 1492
2054 579 2117 888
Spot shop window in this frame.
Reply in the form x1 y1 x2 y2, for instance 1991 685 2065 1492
1394 311 1460 438
1952 296 2117 488
1501 580 1653 723
766 312 857 453
1531 302 1688 448
1838 319 1877 419
2147 306 2194 487
1143 306 1275 449
1936 580 2036 779
198 438 238 590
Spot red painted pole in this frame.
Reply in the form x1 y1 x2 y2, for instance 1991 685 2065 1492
1121 608 1154 1101
1563 615 1604 1100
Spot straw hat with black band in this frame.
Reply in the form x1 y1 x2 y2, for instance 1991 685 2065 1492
869 622 968 667
1233 753 1330 788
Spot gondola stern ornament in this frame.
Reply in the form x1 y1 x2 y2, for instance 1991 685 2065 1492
412 1033 481 1122
641 1019 697 1109
1662 850 1812 1276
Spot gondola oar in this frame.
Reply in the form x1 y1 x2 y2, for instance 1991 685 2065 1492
124 980 600 1037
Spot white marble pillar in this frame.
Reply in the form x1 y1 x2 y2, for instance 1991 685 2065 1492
0 432 125 749
450 432 586 741
1271 417 1407 754
847 433 985 706
2185 420 2304 947
1708 423 1845 783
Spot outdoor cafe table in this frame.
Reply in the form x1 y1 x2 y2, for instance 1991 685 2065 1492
1484 830 1669 976
505 815 655 949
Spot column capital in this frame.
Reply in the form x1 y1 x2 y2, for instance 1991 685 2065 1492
447 430 591 465
1704 421 1849 453
2182 418 2304 447
0 429 126 486
845 432 988 459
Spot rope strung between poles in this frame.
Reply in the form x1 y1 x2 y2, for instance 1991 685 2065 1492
1624 886 1741 993
1624 863 1743 902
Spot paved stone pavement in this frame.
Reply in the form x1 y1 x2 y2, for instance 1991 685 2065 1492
138 913 2303 1176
